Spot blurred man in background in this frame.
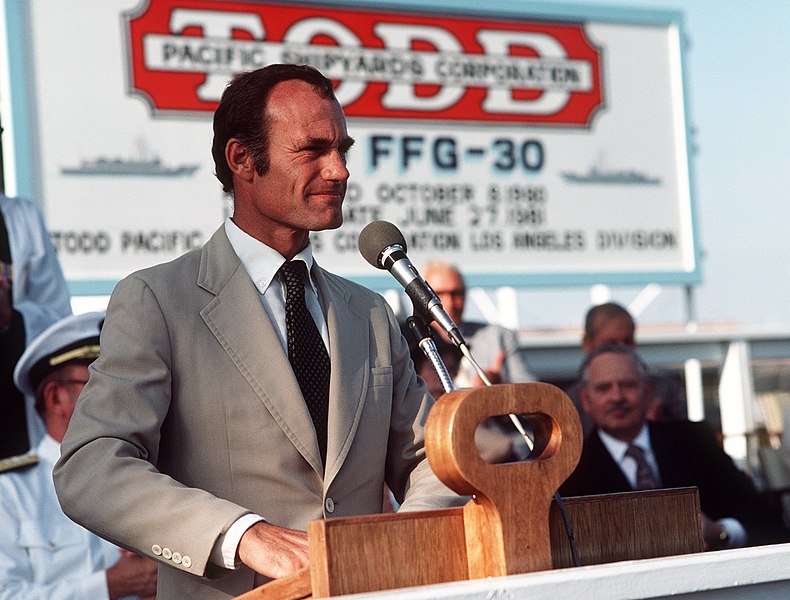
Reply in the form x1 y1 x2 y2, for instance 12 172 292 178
421 259 535 387
1 192 71 460
560 344 789 550
0 311 157 598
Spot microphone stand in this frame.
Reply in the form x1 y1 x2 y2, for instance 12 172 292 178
405 316 456 395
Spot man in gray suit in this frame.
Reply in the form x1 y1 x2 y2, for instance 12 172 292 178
54 64 459 599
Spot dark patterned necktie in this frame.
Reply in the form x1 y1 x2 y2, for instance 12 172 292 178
280 260 330 466
625 444 659 490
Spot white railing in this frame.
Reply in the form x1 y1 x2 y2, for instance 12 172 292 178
338 542 790 600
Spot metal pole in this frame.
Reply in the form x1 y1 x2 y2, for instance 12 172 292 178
684 284 697 332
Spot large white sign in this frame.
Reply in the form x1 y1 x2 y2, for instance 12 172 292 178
1 0 698 292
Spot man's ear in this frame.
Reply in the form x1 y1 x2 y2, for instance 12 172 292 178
41 380 66 418
225 138 255 183
579 385 592 414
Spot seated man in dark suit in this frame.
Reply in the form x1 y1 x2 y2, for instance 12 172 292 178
559 343 789 550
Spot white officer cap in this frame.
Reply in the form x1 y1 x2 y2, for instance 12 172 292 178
13 311 104 399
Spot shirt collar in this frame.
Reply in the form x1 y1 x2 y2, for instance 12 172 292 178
224 217 318 295
597 423 651 462
37 434 61 465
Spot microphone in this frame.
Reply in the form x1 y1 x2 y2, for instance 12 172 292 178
358 220 465 347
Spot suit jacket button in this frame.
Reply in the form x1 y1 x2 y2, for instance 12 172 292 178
324 497 335 513
152 545 163 556
172 552 182 564
182 555 192 568
162 547 173 559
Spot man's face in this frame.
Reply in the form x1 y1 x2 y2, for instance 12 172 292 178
425 267 466 326
580 351 652 442
236 79 354 245
55 364 90 424
583 315 635 354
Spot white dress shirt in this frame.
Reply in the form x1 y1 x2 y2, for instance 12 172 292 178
0 435 122 599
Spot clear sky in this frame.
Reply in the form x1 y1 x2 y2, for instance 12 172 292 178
511 0 790 331
677 0 790 329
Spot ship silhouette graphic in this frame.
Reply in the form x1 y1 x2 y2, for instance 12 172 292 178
61 141 199 177
561 157 661 186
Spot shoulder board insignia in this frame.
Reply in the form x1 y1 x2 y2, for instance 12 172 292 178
0 454 39 474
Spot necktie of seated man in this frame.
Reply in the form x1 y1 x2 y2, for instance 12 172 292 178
280 260 330 466
625 444 659 490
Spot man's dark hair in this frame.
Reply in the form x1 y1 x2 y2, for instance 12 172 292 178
211 64 336 194
583 302 634 340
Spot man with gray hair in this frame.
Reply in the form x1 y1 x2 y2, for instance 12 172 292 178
559 343 789 549
420 259 535 387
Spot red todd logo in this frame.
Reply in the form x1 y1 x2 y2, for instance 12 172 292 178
126 0 603 125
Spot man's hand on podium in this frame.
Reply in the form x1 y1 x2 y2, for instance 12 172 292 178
238 521 309 579
700 513 736 550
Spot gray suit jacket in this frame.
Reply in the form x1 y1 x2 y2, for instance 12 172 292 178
54 226 457 599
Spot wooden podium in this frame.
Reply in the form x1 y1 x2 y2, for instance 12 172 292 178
238 383 702 599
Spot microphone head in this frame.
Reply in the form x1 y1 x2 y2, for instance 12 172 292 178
358 221 408 269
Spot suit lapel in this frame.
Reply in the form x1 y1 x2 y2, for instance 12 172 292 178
196 227 323 474
314 267 370 485
646 422 678 488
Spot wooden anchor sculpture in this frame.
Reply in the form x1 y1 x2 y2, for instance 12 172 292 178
426 382 581 578
239 383 702 599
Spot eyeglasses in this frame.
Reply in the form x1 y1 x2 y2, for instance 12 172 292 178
432 289 465 298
